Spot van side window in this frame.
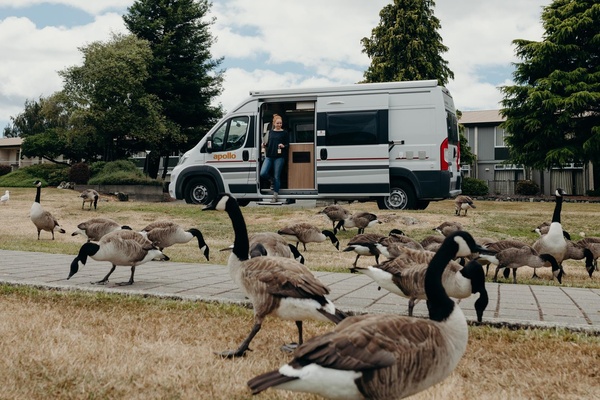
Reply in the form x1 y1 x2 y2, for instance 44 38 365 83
325 111 379 146
209 116 249 152
446 112 459 145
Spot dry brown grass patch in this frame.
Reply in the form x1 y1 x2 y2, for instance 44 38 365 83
0 286 598 399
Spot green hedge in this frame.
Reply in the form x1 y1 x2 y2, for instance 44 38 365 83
461 177 489 196
0 160 162 187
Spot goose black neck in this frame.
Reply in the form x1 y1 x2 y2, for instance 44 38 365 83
552 193 563 223
227 200 250 262
424 241 456 322
35 185 41 203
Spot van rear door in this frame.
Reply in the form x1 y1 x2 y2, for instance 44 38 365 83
315 94 390 198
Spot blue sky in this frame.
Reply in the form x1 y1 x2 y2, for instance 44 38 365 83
0 0 550 134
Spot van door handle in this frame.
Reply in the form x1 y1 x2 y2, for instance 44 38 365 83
320 148 328 160
242 150 249 161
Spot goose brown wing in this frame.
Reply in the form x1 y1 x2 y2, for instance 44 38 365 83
290 314 441 372
244 258 330 300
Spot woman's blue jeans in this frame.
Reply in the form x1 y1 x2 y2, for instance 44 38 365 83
260 157 284 193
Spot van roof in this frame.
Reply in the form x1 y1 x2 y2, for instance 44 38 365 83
248 79 440 97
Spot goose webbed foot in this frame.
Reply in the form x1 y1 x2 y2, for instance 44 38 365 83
281 342 299 353
216 348 250 358
91 280 109 285
115 280 134 286
531 271 541 279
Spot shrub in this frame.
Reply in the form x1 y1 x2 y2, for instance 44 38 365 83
461 177 489 196
515 180 540 196
88 160 162 186
0 164 68 187
0 165 11 177
586 188 600 196
69 162 91 184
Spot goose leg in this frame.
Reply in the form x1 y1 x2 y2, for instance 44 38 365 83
217 320 262 358
92 264 116 285
116 266 136 286
531 269 541 279
408 298 415 316
512 268 518 284
281 321 303 353
493 265 501 282
352 254 360 268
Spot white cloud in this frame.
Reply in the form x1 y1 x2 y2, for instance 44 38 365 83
0 0 552 130
0 12 128 127
0 0 133 14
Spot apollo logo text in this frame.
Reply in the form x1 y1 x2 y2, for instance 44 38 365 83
213 152 237 161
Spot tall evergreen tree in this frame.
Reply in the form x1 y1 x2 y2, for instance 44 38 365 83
123 0 224 178
361 0 453 85
500 1 600 178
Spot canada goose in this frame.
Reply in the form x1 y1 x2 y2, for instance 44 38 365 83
79 189 99 210
335 211 381 234
565 238 600 278
533 221 571 239
375 234 425 259
532 188 568 278
420 235 445 252
342 230 404 267
317 205 350 233
30 180 66 240
204 193 347 358
455 195 476 216
477 239 530 276
68 229 167 285
351 245 491 322
0 190 9 205
494 246 562 284
249 232 305 264
433 221 463 236
247 231 484 399
140 221 210 261
71 217 132 242
277 223 339 251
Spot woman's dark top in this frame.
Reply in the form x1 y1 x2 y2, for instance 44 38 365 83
264 129 289 158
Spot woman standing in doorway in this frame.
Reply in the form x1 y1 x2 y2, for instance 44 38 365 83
260 114 289 202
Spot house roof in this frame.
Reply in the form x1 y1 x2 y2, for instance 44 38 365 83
459 110 505 124
0 137 23 147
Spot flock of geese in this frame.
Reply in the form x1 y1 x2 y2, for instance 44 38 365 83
28 180 210 286
20 181 597 399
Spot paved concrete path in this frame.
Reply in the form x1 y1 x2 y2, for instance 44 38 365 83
1 249 599 333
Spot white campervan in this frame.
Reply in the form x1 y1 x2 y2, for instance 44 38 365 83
168 80 461 210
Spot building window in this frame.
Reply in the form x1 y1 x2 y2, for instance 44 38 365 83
494 127 508 148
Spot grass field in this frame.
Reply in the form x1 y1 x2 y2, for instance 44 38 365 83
0 186 599 399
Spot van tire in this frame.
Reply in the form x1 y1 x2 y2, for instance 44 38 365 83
377 181 416 210
184 177 216 205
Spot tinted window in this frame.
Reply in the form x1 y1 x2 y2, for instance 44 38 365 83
446 112 459 145
326 111 378 146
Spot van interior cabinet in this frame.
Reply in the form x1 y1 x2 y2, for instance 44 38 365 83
287 143 314 189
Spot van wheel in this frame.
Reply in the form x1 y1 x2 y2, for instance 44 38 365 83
377 182 416 210
184 178 216 205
